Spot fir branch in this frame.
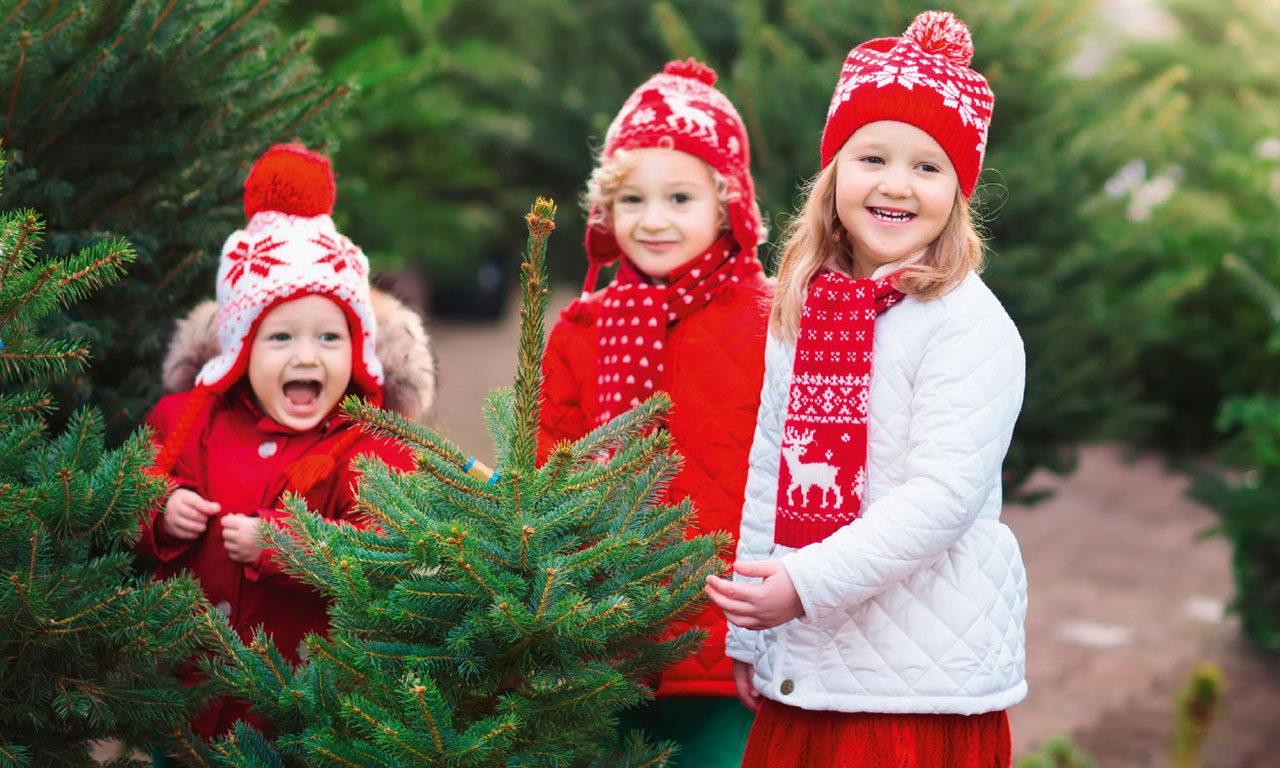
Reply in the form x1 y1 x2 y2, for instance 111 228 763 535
0 211 39 289
343 397 466 467
275 84 350 142
562 431 671 493
0 262 54 328
407 683 446 753
3 32 29 146
162 20 206 77
31 48 111 153
3 2 30 25
201 0 272 55
343 699 438 766
416 460 499 502
146 0 179 40
534 567 558 621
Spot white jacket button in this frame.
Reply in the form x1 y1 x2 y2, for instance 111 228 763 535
258 440 278 458
214 600 232 618
780 679 795 695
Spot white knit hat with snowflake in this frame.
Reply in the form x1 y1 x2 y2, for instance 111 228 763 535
196 143 383 397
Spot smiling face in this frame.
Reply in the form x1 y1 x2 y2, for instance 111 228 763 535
834 120 959 278
247 294 353 431
610 147 723 280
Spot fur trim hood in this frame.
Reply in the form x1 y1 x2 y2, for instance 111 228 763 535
161 288 437 423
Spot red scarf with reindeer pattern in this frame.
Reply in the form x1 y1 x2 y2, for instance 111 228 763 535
774 270 905 547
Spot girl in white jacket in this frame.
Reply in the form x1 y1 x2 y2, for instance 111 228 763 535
704 11 1026 767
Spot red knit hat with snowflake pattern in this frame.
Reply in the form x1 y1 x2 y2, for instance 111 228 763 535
196 143 382 398
583 58 764 293
821 11 994 198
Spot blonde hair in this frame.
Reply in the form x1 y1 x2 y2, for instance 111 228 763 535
770 162 985 343
582 143 733 234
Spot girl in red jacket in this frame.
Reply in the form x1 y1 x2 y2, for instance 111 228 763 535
136 144 435 743
538 59 772 767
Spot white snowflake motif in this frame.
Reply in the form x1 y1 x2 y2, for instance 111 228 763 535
830 66 863 115
877 63 929 90
855 387 870 418
936 80 980 127
311 234 365 277
629 106 657 126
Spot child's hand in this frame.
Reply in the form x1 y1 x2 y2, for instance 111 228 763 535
732 660 763 712
162 489 220 540
704 559 804 630
221 514 263 564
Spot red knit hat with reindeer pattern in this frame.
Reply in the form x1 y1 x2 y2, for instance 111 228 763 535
196 143 382 398
821 11 994 198
583 58 763 292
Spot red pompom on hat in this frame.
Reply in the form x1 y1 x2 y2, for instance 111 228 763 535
820 10 994 198
582 57 764 294
243 143 336 219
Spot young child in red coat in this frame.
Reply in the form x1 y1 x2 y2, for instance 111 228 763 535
538 59 772 766
135 144 435 742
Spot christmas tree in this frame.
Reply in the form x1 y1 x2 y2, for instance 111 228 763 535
0 0 348 441
167 199 724 768
0 153 207 767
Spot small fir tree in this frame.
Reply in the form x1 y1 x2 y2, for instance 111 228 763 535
0 0 349 440
170 199 723 768
0 154 207 767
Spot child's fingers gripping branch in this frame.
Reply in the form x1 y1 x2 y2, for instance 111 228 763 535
704 559 804 631
162 488 220 540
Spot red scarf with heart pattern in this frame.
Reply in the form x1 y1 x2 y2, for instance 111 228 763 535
595 234 760 423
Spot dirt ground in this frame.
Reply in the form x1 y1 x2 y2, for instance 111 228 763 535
428 289 1280 766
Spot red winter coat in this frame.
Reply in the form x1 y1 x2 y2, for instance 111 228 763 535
538 270 772 698
136 385 416 737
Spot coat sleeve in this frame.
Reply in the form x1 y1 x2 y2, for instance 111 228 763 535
246 435 418 583
538 314 593 463
726 333 787 663
134 395 203 563
779 302 1026 622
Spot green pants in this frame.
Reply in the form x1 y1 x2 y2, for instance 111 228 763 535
620 696 756 768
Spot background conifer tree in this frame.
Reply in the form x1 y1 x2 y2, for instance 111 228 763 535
0 0 348 441
0 153 208 768
167 200 723 768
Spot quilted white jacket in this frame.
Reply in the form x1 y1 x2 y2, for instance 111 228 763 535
726 270 1028 715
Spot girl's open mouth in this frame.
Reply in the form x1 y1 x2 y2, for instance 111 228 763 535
868 207 916 223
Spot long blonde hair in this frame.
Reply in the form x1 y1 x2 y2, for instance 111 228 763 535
770 162 985 343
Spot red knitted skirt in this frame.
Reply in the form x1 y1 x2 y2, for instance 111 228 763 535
740 699 1011 768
